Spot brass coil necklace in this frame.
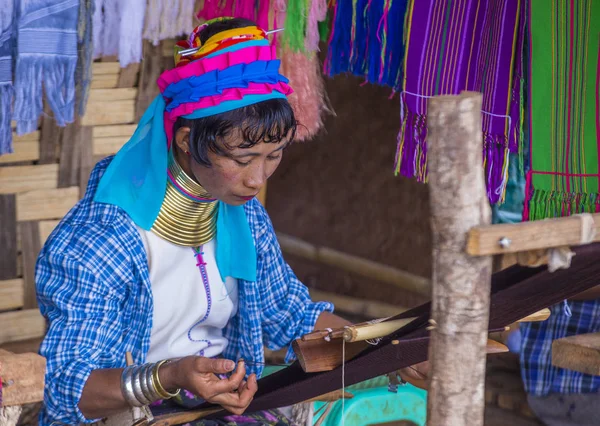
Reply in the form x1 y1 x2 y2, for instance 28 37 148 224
151 151 219 246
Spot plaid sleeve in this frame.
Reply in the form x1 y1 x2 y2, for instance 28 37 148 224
36 249 126 425
253 207 334 362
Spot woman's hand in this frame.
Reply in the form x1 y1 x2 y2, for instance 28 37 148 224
397 361 430 390
161 357 257 415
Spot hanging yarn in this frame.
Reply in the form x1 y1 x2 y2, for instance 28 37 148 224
305 0 328 52
94 0 146 65
196 0 272 31
273 0 287 47
144 0 194 47
324 0 407 90
282 0 308 52
281 50 332 141
197 0 235 21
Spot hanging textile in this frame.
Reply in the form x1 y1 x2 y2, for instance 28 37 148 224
93 0 146 66
143 0 195 47
13 0 79 135
0 0 14 155
197 0 272 33
523 0 600 220
281 50 331 141
394 0 523 205
323 0 407 91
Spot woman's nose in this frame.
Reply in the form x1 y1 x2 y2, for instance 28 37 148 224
244 164 266 189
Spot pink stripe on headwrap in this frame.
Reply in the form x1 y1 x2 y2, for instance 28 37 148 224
157 45 278 92
166 82 293 120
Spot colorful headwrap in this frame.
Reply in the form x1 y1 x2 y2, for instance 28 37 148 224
94 20 293 282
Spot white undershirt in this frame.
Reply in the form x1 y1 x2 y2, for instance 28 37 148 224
138 227 239 363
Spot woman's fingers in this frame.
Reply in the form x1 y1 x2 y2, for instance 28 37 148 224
191 357 236 375
208 374 257 410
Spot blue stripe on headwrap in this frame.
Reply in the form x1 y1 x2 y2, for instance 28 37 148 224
163 60 289 111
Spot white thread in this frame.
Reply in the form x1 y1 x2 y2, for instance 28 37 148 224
324 328 333 342
342 338 345 426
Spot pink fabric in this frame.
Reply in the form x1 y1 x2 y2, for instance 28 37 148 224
163 81 293 143
157 45 277 91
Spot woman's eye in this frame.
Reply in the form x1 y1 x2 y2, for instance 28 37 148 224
235 160 251 166
267 155 281 161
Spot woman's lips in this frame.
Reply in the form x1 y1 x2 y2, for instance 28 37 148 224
237 194 257 200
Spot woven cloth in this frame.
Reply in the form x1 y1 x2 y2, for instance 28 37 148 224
523 0 600 220
0 0 14 154
394 0 523 204
13 0 79 135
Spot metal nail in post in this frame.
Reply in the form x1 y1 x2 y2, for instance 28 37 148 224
498 237 512 249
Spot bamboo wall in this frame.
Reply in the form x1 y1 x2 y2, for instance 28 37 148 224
0 41 174 349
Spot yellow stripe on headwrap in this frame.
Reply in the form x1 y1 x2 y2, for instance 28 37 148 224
196 26 266 56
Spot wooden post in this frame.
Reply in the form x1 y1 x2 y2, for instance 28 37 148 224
426 92 492 426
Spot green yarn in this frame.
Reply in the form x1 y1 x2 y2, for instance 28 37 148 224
283 0 307 52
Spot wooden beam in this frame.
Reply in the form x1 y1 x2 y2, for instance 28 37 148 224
87 88 137 103
38 103 62 164
117 63 141 88
92 62 121 75
80 126 94 198
81 100 135 126
467 213 600 256
93 124 137 138
0 310 46 345
58 118 86 187
38 220 60 245
0 132 40 164
92 124 136 157
426 92 491 426
552 333 600 376
309 289 406 319
17 187 79 222
90 73 119 89
0 350 46 406
0 279 24 311
19 221 41 309
0 194 17 280
277 233 431 297
0 164 58 194
136 41 167 121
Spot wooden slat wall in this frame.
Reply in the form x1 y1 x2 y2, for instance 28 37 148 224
0 43 173 347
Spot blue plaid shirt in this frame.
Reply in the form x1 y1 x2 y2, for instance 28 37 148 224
35 157 333 425
520 300 600 395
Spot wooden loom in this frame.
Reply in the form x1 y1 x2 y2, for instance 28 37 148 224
3 92 600 426
136 92 600 426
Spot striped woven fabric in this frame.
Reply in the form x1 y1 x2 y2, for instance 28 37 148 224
394 0 523 204
524 0 600 220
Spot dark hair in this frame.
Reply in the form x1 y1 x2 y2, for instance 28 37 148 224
173 18 297 167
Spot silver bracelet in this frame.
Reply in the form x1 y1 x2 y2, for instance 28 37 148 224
131 365 152 406
145 362 162 401
121 365 144 407
140 363 160 402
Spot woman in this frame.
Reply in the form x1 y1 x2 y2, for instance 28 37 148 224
35 18 348 425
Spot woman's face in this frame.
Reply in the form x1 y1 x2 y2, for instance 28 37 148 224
175 127 289 206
